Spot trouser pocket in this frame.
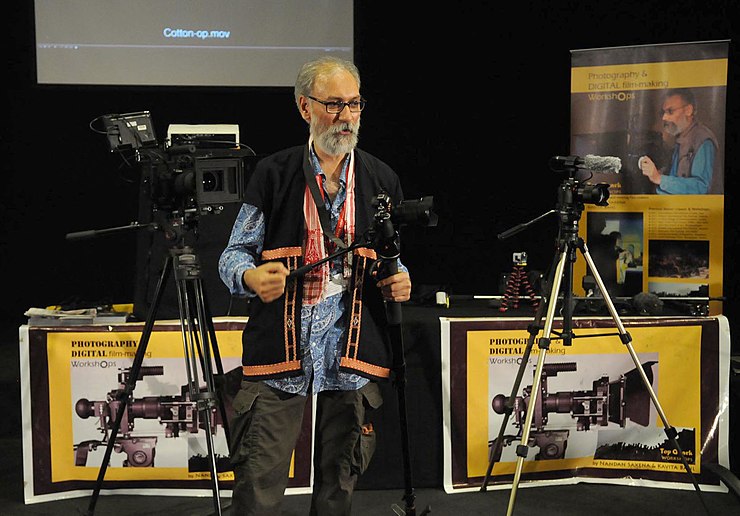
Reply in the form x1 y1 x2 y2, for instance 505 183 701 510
350 382 382 475
228 380 260 467
351 422 377 475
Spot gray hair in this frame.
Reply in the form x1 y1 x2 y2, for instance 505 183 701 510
666 88 697 114
294 56 361 109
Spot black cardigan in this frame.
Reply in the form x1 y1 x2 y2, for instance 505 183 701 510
239 144 405 382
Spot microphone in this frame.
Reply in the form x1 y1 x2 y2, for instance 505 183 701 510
549 155 622 173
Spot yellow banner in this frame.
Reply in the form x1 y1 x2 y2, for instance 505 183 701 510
47 329 243 482
572 59 728 93
466 325 702 477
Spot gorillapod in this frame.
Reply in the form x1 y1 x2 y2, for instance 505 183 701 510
480 175 711 516
70 216 231 516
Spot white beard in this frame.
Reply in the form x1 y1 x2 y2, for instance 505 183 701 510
311 119 360 156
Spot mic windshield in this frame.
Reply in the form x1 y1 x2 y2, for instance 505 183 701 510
549 155 622 173
583 154 622 173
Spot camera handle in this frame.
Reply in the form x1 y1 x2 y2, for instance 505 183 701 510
497 209 557 241
287 240 368 279
66 221 160 241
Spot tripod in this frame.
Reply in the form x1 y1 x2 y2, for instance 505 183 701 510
499 259 538 313
483 178 711 516
84 240 230 516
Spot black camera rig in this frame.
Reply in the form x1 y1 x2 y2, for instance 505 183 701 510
136 143 254 216
96 110 257 220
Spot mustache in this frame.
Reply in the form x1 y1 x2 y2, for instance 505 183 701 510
329 122 356 135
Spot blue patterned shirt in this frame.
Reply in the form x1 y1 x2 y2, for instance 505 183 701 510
218 150 369 395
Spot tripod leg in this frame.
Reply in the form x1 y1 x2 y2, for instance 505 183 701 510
506 249 570 516
172 251 224 516
580 242 712 516
387 321 432 516
480 307 541 490
480 255 559 490
197 284 232 442
86 254 173 516
192 277 226 501
499 268 519 312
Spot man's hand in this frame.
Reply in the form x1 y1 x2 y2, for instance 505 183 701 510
639 155 662 185
376 271 412 302
242 262 290 303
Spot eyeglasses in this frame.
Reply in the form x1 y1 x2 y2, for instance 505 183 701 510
307 95 366 113
661 104 688 116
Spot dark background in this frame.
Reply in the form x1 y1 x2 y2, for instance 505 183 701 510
2 1 739 505
3 4 739 350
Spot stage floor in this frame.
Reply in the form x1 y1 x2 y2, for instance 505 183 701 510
4 436 738 516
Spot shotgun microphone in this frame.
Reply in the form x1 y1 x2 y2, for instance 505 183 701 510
549 155 622 173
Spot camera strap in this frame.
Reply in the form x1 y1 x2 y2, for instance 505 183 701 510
303 145 347 250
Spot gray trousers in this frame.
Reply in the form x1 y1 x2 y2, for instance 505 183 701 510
228 380 382 516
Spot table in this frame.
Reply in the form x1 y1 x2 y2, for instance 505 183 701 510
19 305 732 503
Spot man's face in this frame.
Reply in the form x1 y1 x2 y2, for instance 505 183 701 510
661 94 692 136
303 69 361 156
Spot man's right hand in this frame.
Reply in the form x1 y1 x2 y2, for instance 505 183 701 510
242 262 290 303
639 155 662 185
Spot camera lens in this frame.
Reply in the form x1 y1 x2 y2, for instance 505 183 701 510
391 197 438 226
577 183 610 206
202 171 222 192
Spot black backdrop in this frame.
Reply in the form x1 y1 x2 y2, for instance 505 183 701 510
3 2 740 352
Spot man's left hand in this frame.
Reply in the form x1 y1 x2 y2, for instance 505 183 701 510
376 271 411 302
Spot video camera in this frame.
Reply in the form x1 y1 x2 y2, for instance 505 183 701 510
99 111 256 217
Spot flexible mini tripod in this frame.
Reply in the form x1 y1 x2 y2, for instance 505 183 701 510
499 255 538 313
484 175 711 516
83 225 230 516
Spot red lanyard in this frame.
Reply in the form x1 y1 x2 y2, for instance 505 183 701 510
315 174 347 250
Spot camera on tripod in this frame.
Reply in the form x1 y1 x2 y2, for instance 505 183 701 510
138 144 248 215
100 111 255 216
557 177 610 208
549 154 614 209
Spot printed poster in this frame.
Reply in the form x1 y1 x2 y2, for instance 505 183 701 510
568 40 728 316
441 316 731 494
20 320 314 504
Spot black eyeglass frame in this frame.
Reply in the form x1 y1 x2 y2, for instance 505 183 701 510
307 95 367 113
660 104 689 116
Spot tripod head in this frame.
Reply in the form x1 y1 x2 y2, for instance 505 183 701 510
554 171 610 230
498 159 610 242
